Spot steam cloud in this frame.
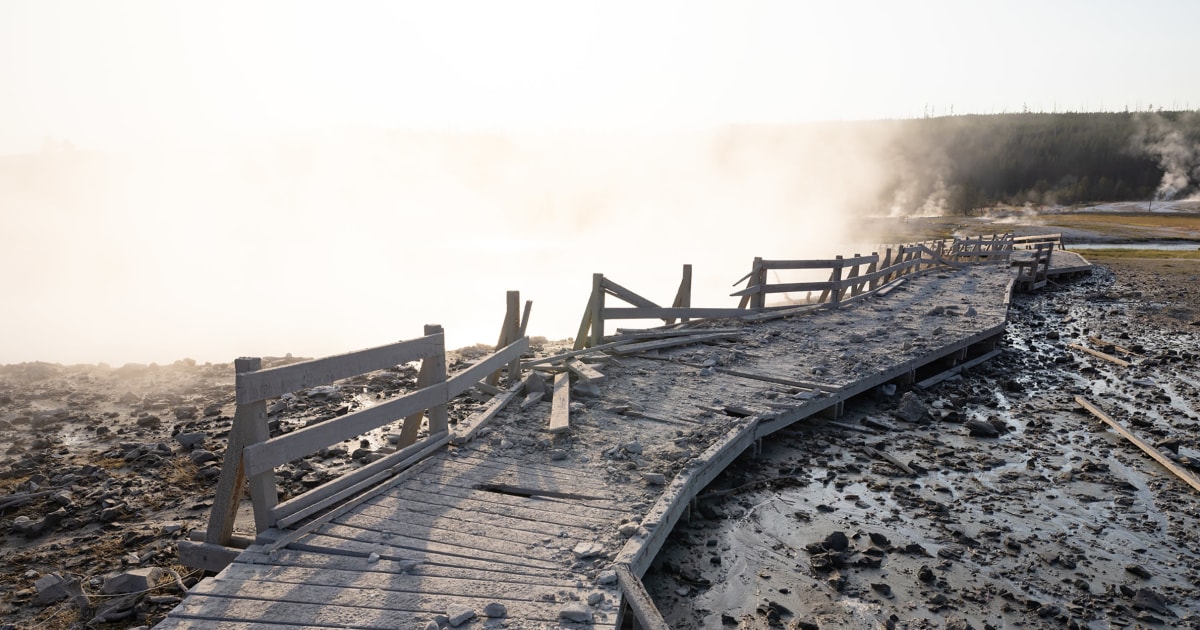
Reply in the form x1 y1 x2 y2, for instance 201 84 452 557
1 126 909 365
1133 112 1200 200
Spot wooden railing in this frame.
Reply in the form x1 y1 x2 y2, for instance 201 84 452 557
182 295 530 571
573 237 989 349
732 242 963 307
947 233 1014 263
1012 232 1064 250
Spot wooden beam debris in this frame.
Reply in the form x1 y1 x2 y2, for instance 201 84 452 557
610 331 743 356
564 358 605 384
1067 343 1131 368
1075 396 1200 493
548 372 571 434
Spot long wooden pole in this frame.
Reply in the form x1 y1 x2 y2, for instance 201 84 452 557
1075 396 1200 493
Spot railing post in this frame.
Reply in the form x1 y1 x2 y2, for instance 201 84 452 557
400 327 448 447
205 356 262 544
846 253 863 297
504 291 522 382
831 255 844 305
590 273 605 347
424 324 449 435
866 252 879 292
749 257 765 311
235 357 277 533
666 264 692 325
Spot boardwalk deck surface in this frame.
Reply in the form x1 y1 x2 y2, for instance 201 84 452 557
157 261 1058 629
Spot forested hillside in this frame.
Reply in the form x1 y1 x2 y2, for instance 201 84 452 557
880 111 1200 214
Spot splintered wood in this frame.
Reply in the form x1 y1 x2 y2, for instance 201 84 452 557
548 372 571 434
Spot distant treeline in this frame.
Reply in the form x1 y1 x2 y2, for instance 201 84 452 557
880 111 1200 214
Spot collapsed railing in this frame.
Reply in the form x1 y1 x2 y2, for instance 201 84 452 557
574 237 986 348
180 293 531 572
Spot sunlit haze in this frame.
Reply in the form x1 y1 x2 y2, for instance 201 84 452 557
3 1 1199 364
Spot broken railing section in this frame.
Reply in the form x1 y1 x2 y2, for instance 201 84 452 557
574 265 703 350
180 293 532 572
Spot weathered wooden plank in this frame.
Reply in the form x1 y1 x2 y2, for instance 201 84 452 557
210 562 594 601
730 280 834 297
271 432 449 529
335 506 573 549
609 331 743 355
1075 396 1200 493
436 452 613 485
712 367 841 393
234 547 584 587
523 338 636 368
601 307 751 320
310 522 567 567
235 334 443 404
431 457 612 492
548 372 571 434
177 540 242 573
758 255 876 269
616 563 671 630
337 499 597 542
243 383 448 477
154 620 300 630
376 482 623 522
565 358 605 383
602 277 661 309
449 381 523 446
164 592 573 628
1067 343 1131 367
446 337 530 397
914 348 1004 389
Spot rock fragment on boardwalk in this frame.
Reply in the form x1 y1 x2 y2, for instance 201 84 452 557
446 604 476 626
483 602 507 617
573 541 603 559
559 602 593 622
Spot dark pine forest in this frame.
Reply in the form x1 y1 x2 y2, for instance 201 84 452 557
884 111 1200 214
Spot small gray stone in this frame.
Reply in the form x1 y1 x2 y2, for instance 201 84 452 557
572 541 603 559
597 569 618 585
421 622 439 630
622 441 644 455
559 603 593 622
189 449 218 465
35 573 69 604
618 522 640 537
573 382 601 398
102 567 163 595
446 604 475 627
483 602 507 617
549 449 568 461
174 432 206 450
641 472 666 485
848 333 866 343
587 592 604 606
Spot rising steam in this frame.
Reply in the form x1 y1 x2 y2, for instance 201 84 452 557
1 126 906 365
1133 112 1200 201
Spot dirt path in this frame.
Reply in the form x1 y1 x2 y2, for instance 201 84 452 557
644 259 1200 629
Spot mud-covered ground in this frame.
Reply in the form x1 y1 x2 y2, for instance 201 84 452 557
644 256 1200 629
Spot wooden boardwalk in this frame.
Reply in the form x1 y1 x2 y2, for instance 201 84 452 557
157 251 1084 628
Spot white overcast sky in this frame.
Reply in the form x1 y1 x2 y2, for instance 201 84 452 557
3 0 1199 152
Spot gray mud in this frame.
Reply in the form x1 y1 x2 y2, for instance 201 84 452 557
645 266 1200 629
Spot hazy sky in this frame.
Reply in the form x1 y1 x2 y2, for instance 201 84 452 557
3 1 1199 365
3 0 1199 152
